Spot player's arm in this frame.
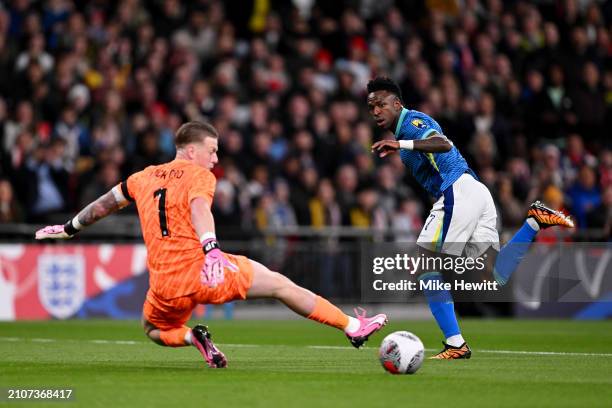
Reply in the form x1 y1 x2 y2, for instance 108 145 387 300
372 132 453 157
35 184 131 240
191 196 237 287
191 196 216 240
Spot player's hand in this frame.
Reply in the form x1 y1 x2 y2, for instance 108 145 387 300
201 246 238 288
35 225 72 240
371 140 400 158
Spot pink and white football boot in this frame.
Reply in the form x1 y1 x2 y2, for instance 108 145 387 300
345 307 388 348
191 325 227 368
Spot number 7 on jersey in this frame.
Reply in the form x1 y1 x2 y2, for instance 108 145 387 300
154 188 169 237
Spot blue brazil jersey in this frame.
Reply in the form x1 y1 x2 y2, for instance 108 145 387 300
395 108 477 198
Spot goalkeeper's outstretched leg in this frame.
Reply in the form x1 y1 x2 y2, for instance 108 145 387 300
246 259 387 348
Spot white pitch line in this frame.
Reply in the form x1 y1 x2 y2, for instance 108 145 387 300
310 345 612 357
220 343 261 348
1 337 612 357
308 345 353 350
91 339 140 345
473 349 612 357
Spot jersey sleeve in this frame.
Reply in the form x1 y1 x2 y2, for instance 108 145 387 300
122 170 142 202
398 115 440 141
188 168 216 206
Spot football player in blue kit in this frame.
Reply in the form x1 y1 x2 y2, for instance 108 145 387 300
366 77 574 359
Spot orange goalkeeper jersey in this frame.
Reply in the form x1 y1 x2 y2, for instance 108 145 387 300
122 159 216 299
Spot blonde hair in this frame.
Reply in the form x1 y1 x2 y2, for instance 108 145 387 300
175 121 218 148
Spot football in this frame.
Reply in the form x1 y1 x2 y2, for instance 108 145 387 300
379 331 425 374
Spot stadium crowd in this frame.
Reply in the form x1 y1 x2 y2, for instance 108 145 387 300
0 0 610 240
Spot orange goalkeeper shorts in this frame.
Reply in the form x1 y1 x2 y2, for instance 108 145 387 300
143 253 253 330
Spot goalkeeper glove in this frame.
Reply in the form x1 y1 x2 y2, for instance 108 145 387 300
35 219 81 240
200 238 238 288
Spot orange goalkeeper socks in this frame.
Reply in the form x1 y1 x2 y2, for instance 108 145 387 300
159 326 191 347
306 295 349 330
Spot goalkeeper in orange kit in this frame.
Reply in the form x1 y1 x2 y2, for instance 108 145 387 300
36 121 387 368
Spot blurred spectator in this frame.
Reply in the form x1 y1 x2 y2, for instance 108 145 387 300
290 166 318 225
9 129 36 174
495 174 524 228
15 33 54 73
79 162 121 209
469 131 497 171
561 134 597 186
598 150 612 190
350 186 386 229
335 164 358 224
392 199 423 242
310 179 353 298
569 62 606 143
0 179 23 223
543 185 567 213
20 139 69 222
212 179 242 239
129 128 170 173
270 179 297 228
4 101 35 154
246 164 269 205
467 91 511 164
54 106 89 168
376 163 411 220
531 64 575 140
254 194 275 231
523 69 546 139
534 144 564 189
309 179 341 229
567 165 601 228
586 186 611 239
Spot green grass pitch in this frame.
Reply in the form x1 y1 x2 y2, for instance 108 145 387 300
1 319 611 407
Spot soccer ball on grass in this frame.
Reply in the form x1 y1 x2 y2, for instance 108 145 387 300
379 331 424 374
